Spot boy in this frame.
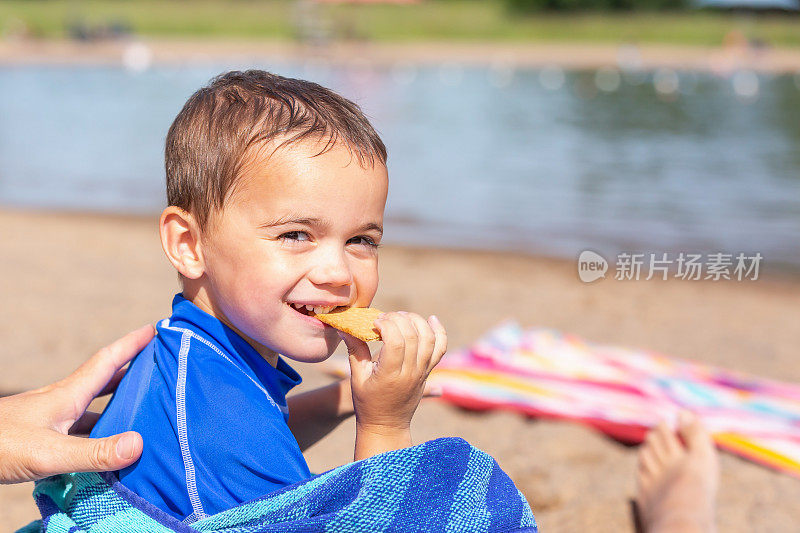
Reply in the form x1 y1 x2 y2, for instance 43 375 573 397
91 70 447 522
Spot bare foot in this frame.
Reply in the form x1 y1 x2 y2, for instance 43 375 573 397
635 411 719 533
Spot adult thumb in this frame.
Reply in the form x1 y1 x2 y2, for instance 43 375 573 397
52 431 143 475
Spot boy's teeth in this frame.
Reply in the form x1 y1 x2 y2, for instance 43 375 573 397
288 303 336 314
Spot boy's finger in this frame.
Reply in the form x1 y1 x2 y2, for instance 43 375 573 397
338 331 371 363
427 315 448 374
373 317 405 375
390 313 419 375
404 313 436 372
340 332 375 384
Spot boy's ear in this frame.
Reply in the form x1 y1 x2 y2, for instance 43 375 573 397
159 206 205 280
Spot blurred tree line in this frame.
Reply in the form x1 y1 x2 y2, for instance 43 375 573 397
505 0 689 12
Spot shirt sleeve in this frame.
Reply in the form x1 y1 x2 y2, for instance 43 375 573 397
92 334 194 519
181 347 312 518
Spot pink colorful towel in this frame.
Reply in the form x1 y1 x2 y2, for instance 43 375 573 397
429 322 800 478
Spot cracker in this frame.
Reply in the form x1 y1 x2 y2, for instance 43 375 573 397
312 307 383 342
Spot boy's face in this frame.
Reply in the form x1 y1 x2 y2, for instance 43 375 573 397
194 139 388 365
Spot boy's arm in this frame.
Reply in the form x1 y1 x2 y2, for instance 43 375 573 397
286 380 354 451
286 377 441 452
354 423 413 460
287 370 419 459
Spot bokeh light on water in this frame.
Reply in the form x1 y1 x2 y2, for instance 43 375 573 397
0 63 798 268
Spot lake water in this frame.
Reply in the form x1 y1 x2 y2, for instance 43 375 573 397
1 62 798 268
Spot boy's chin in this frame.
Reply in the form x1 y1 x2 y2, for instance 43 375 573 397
282 348 336 364
299 353 336 364
282 335 342 364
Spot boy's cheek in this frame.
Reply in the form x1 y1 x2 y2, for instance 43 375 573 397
356 265 380 305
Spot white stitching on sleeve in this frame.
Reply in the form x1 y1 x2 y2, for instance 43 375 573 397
176 328 206 522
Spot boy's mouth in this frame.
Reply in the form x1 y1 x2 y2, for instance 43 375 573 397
287 302 344 316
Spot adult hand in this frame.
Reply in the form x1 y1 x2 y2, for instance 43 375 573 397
0 324 154 484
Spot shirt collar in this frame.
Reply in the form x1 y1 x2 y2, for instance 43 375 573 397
168 294 302 396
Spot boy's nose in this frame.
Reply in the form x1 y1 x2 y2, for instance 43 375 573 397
308 250 353 287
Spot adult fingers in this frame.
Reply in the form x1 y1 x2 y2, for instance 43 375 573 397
426 315 447 374
68 411 102 436
36 431 143 478
63 325 155 410
98 367 129 397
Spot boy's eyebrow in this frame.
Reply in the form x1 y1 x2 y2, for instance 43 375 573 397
356 222 384 235
259 216 383 235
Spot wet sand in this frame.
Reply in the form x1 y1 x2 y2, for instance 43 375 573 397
0 208 798 531
2 37 800 73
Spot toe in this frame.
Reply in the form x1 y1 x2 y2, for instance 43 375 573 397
638 446 660 478
636 462 654 490
654 420 683 459
645 421 684 469
677 411 713 454
648 422 672 462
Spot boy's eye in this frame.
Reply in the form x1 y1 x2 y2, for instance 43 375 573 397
280 231 310 242
348 236 379 248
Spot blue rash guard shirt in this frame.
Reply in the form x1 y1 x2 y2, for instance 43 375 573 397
90 294 312 523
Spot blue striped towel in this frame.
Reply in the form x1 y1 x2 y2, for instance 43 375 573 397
20 437 537 533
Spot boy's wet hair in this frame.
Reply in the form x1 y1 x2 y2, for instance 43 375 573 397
165 69 387 230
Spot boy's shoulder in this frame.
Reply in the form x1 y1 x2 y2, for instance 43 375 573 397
94 314 311 521
94 307 305 454
153 315 293 405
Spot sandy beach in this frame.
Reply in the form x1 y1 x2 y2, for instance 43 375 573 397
0 208 798 531
2 37 800 73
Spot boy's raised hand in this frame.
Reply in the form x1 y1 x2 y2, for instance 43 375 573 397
339 312 447 460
